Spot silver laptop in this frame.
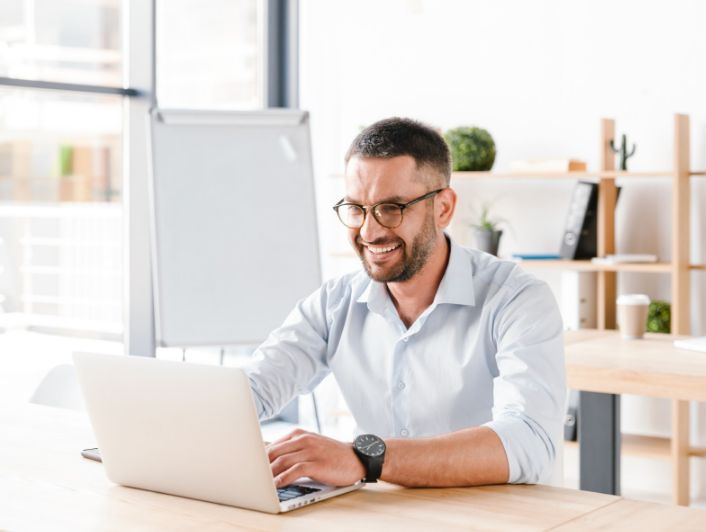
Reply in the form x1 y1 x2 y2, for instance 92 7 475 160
72 352 361 513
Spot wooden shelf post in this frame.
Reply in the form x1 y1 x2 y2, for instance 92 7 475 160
672 399 690 506
672 113 691 335
597 118 617 329
671 113 691 506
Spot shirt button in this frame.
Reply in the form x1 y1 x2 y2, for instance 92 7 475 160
400 428 409 437
402 337 409 343
397 381 406 390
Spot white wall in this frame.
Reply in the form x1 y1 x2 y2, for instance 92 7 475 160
300 0 706 501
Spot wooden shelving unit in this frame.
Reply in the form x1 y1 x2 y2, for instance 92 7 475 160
451 114 700 334
452 114 701 505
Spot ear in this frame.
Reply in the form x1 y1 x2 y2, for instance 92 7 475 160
435 188 456 229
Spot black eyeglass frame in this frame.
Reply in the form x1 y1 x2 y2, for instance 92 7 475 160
332 187 447 229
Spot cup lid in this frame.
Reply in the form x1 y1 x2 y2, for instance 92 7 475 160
617 294 651 305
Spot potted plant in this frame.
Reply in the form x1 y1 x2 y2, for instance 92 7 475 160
444 127 497 171
647 300 671 333
472 204 504 256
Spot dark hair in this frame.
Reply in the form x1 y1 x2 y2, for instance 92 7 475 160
344 117 451 186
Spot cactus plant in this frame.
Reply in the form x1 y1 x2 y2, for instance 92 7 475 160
610 134 636 171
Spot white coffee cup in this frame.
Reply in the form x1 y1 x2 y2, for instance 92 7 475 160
616 294 651 340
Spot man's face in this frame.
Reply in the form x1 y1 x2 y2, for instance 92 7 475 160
343 155 441 283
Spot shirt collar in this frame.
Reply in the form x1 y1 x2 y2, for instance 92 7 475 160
433 237 476 307
356 276 390 315
355 236 476 311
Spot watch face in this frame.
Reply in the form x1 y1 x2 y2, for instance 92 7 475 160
354 434 385 457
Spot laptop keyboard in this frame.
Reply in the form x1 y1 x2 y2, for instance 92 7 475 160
277 485 321 502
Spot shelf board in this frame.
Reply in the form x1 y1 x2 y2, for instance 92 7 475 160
451 170 706 180
565 434 706 460
453 171 601 179
330 253 706 272
513 260 674 272
330 170 706 180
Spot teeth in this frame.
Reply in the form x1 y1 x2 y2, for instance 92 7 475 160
367 244 400 254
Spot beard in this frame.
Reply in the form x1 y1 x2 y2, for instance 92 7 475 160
356 211 437 283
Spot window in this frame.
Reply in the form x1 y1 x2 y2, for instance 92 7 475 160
0 0 122 86
0 1 124 336
0 88 122 203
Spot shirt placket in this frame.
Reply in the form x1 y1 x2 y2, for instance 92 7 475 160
392 333 411 438
382 306 408 438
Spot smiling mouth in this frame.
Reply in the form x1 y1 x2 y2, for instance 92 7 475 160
364 243 401 255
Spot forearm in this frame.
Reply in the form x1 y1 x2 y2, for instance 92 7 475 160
380 426 509 487
245 293 331 420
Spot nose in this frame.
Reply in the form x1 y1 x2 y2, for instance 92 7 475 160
358 208 387 243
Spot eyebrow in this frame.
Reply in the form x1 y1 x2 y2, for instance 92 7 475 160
343 194 406 204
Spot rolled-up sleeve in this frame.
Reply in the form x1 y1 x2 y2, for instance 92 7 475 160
245 282 333 421
483 281 566 484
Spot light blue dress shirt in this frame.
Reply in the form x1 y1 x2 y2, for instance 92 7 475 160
246 237 566 484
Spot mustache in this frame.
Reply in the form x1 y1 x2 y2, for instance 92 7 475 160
356 237 403 247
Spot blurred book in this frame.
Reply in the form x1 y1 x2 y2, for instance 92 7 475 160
561 271 597 329
512 253 562 260
673 337 706 353
510 159 587 173
591 254 657 264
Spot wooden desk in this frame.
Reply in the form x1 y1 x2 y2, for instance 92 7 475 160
551 498 706 531
565 331 706 401
564 330 706 505
6 404 703 531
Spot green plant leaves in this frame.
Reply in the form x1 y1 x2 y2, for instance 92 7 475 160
444 126 496 171
646 300 671 333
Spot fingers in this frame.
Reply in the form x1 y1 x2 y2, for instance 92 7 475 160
274 461 311 488
266 430 312 462
270 449 309 479
267 432 364 488
266 430 321 487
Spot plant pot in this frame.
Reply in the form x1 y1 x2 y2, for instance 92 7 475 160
473 228 502 256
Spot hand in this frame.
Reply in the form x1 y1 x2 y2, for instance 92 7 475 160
266 428 365 488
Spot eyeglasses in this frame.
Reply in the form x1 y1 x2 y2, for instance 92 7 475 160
332 188 446 229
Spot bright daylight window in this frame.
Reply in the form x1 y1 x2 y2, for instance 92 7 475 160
0 0 123 336
0 0 267 407
0 0 266 337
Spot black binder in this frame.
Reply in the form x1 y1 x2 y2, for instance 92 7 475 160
559 182 621 260
559 182 597 259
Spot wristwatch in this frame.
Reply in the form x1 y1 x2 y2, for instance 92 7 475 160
352 434 386 483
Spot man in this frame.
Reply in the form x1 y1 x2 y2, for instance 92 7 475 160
247 117 565 489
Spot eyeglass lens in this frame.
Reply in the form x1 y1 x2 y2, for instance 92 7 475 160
338 203 403 229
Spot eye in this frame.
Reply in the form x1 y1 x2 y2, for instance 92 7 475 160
342 204 363 217
375 204 401 217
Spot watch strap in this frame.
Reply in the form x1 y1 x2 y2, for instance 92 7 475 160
364 454 384 483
